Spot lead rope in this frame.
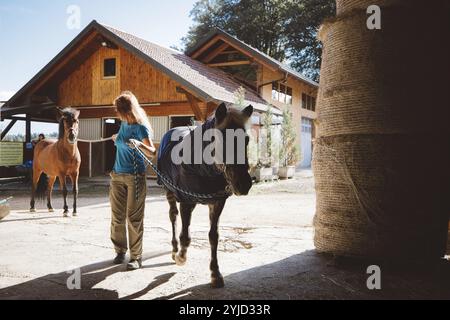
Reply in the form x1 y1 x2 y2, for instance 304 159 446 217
131 135 140 201
129 140 232 201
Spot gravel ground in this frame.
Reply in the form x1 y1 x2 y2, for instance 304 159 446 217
0 170 449 300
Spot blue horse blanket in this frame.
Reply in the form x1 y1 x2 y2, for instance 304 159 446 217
157 122 228 204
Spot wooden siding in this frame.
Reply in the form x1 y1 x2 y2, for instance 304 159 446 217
92 47 121 105
58 57 93 106
58 46 191 108
120 49 187 103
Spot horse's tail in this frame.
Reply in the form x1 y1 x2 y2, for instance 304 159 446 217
36 173 48 200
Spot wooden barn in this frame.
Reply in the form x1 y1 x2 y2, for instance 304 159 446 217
0 20 318 177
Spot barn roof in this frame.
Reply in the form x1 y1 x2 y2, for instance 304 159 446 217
186 28 319 88
2 20 280 117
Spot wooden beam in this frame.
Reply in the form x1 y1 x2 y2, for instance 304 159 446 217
25 117 31 143
206 102 218 119
207 60 251 67
191 37 222 59
202 42 230 64
185 92 206 122
218 50 240 55
1 119 17 140
216 35 278 72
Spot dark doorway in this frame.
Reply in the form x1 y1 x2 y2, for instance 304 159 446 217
170 116 194 129
103 118 121 173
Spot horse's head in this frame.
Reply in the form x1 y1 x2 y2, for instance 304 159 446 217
214 102 254 196
57 107 80 145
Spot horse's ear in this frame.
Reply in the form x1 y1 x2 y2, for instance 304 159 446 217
215 103 227 124
242 105 253 119
56 107 64 120
73 109 80 119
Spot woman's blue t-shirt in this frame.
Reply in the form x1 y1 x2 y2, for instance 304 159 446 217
113 122 151 174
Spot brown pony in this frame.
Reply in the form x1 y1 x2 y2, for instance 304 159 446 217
157 103 253 288
30 107 81 217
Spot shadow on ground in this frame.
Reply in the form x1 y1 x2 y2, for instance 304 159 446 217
159 251 450 300
0 251 174 300
1 249 450 300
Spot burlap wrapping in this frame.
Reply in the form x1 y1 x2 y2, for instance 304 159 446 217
336 0 406 15
313 134 450 258
317 5 449 137
313 1 450 259
0 204 10 221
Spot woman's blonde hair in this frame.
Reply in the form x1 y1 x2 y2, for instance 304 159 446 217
114 91 152 132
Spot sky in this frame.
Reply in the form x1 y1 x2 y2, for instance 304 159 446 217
0 0 197 136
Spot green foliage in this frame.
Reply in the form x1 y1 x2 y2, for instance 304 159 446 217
233 86 246 107
259 106 273 168
1 132 58 142
183 0 336 81
279 109 299 166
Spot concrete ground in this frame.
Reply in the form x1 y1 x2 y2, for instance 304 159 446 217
0 170 449 300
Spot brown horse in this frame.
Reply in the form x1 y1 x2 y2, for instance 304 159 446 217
30 108 81 217
157 103 253 288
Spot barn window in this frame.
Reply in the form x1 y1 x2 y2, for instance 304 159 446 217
272 82 293 105
302 93 316 111
103 58 116 78
271 82 279 101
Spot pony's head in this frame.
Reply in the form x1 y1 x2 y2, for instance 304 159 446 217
213 102 253 196
57 107 80 145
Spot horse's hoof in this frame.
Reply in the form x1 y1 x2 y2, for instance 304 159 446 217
72 212 78 217
171 252 177 261
30 209 36 213
63 212 69 218
175 254 186 266
211 275 225 289
48 209 54 213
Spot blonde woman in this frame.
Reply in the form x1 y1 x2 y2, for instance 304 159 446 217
110 91 156 270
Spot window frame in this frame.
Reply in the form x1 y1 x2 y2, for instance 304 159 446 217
103 58 117 79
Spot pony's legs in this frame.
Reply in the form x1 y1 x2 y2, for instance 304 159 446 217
47 176 56 212
30 169 42 213
208 200 226 288
58 175 69 216
70 173 79 216
166 191 179 260
175 202 196 266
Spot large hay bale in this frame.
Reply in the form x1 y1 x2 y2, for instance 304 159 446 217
336 0 405 15
313 1 450 259
0 204 10 221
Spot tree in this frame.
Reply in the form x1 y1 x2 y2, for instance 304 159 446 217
182 0 335 81
260 106 273 167
279 109 299 166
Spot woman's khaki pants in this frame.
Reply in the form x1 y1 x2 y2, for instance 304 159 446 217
110 172 146 260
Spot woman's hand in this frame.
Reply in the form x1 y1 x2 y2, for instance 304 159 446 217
127 139 142 149
112 134 118 142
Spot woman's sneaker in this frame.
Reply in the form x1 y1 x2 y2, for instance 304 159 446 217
127 259 142 270
113 253 126 264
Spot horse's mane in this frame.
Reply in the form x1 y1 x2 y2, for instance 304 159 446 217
58 108 78 140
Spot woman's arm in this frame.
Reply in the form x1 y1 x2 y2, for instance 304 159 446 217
128 138 156 158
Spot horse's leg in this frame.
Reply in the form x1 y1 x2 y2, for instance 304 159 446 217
166 191 179 261
175 202 196 266
70 173 79 216
59 175 69 217
30 169 42 213
47 176 56 212
208 200 226 288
